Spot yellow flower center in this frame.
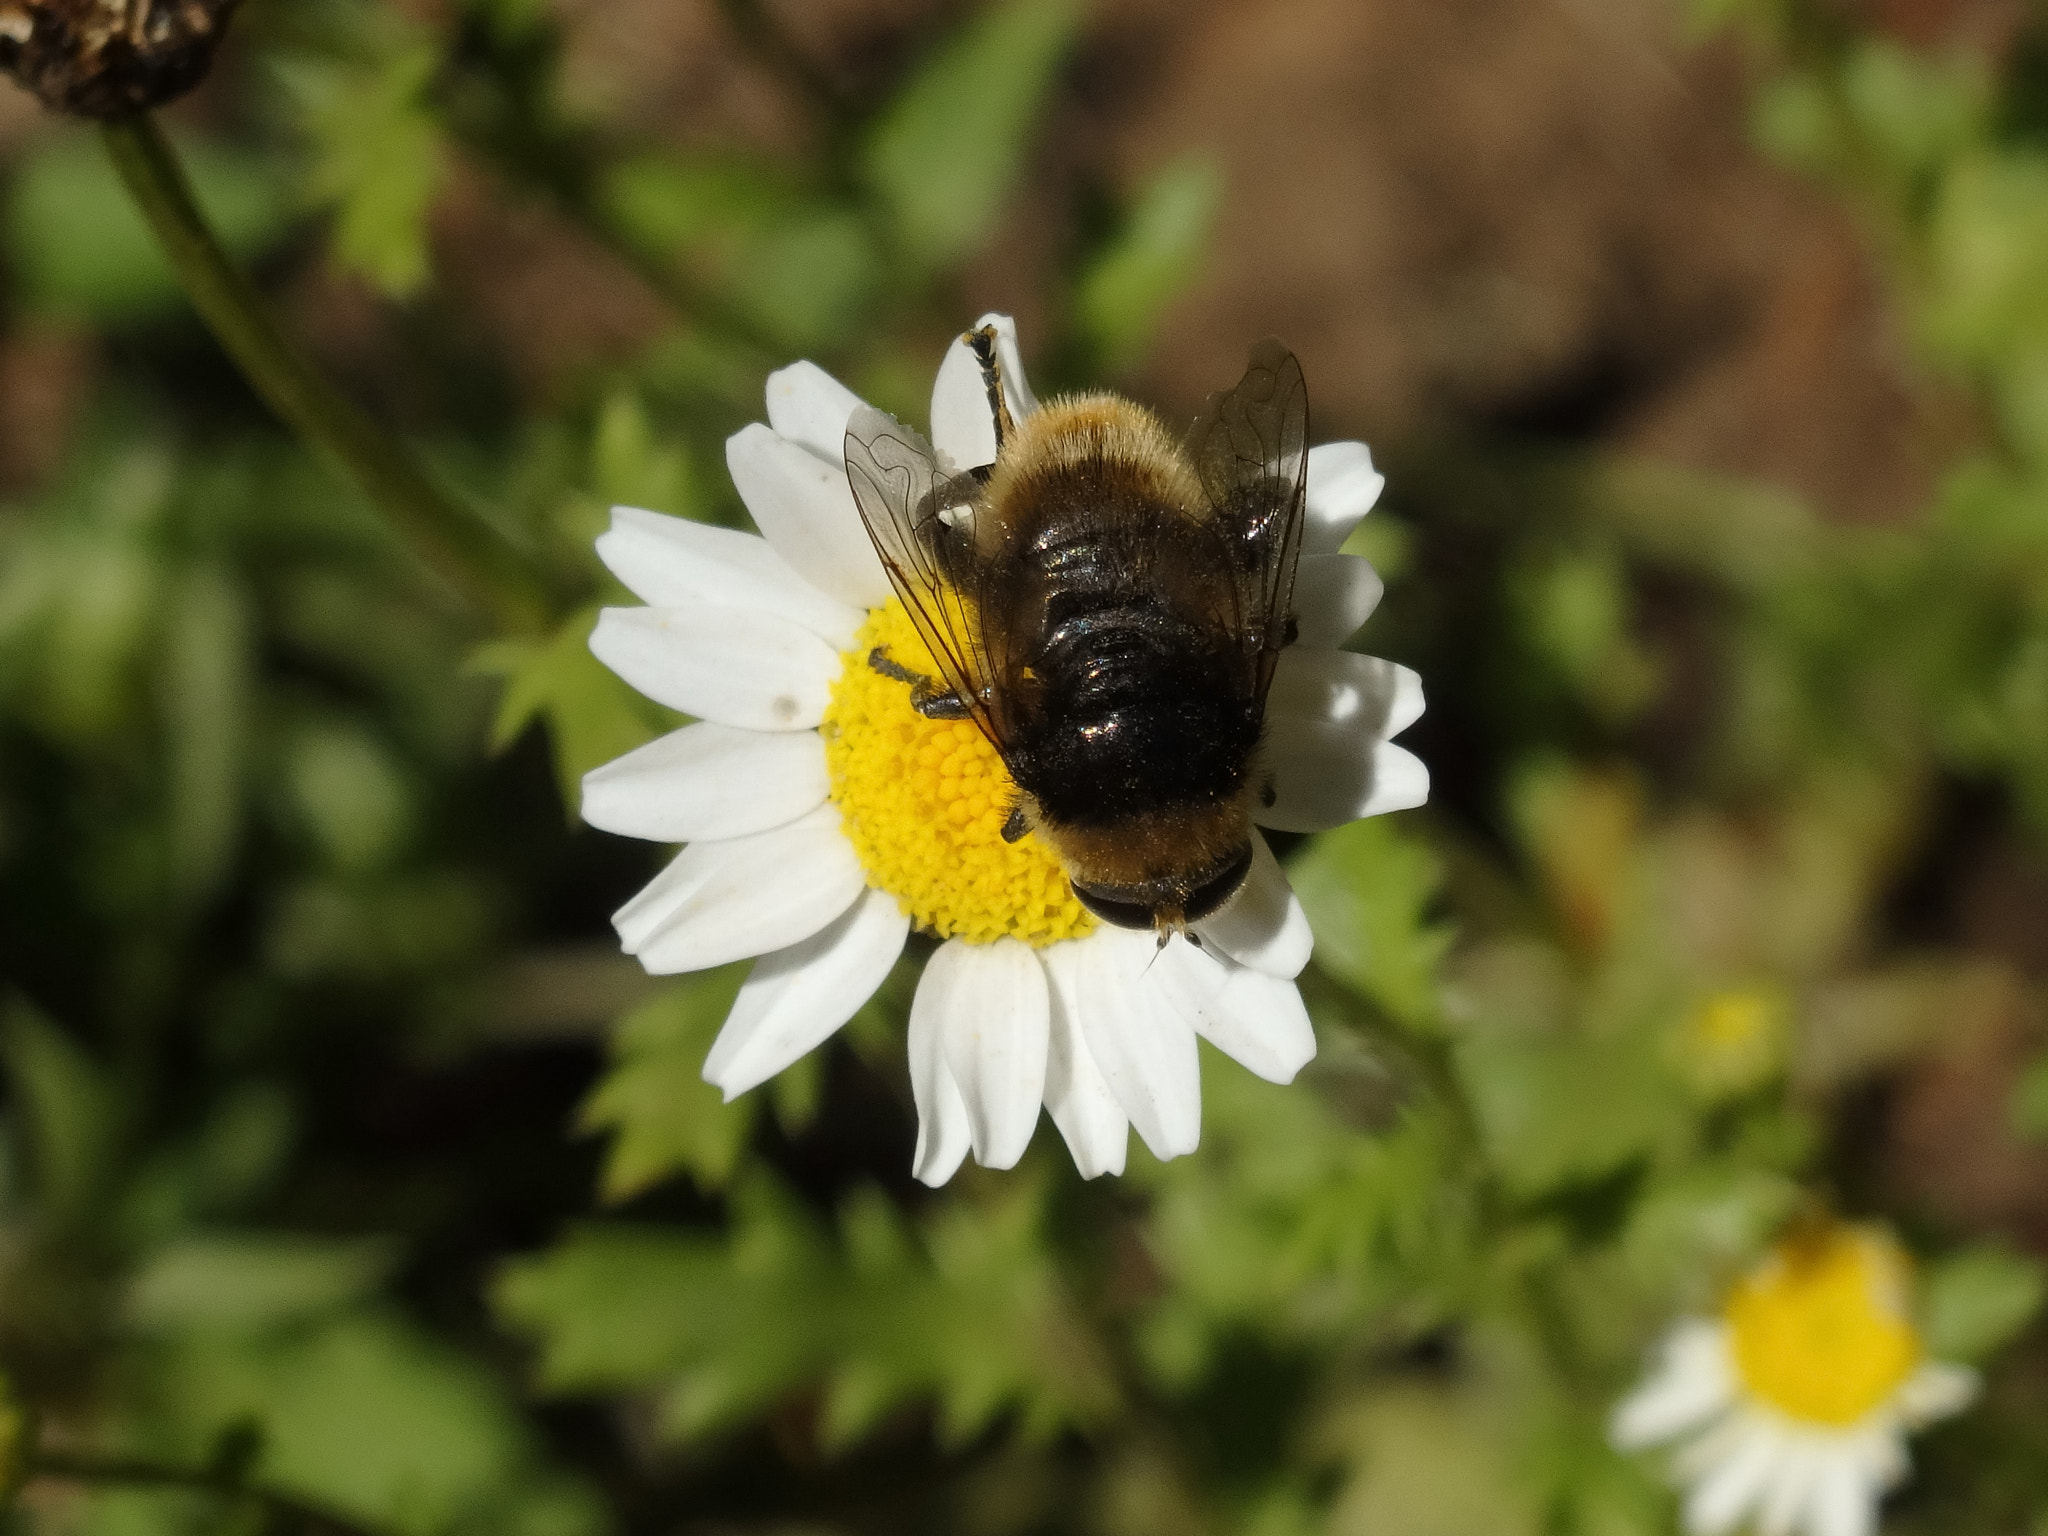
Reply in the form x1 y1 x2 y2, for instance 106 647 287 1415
1692 992 1775 1051
1725 1225 1922 1426
1675 987 1786 1095
822 600 1093 947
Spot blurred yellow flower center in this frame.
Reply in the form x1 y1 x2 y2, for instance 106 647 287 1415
1691 992 1775 1051
823 599 1093 947
1676 987 1785 1095
1726 1226 1921 1426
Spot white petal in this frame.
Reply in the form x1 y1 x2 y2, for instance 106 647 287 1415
725 423 892 609
1052 927 1201 1161
613 805 866 974
1806 1450 1877 1536
1293 552 1384 648
1895 1362 1978 1426
1611 1322 1736 1449
1757 1442 1822 1536
588 604 840 731
596 506 861 645
581 722 829 843
1684 1419 1781 1536
1153 939 1316 1085
1041 949 1128 1178
1305 441 1384 553
1258 726 1429 834
907 950 974 1186
1852 1423 1907 1490
1192 830 1310 978
765 361 866 466
920 938 1051 1169
701 887 910 1099
1268 651 1423 741
929 312 1041 471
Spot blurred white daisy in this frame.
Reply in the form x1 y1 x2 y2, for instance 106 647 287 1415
1612 1222 1978 1536
581 314 1426 1184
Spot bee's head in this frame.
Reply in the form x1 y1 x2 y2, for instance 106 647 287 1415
1069 842 1254 937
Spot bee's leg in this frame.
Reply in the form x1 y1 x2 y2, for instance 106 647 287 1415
867 647 973 720
866 646 921 685
1282 613 1299 647
967 325 1017 452
911 683 973 720
1000 803 1029 843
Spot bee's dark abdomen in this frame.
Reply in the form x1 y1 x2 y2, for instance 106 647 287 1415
985 447 1264 828
1014 601 1258 826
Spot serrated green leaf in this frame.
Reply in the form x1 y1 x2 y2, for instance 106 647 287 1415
576 969 755 1199
497 1176 1115 1449
471 605 674 818
279 45 447 297
862 0 1081 266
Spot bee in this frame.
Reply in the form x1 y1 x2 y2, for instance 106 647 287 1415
844 327 1307 941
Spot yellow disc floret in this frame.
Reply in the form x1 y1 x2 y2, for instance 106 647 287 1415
823 600 1093 947
1726 1224 1921 1426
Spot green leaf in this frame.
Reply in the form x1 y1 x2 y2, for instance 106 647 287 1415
1921 1245 2045 1363
278 45 448 297
1075 156 1223 372
1927 150 2048 364
862 0 1081 266
0 998 118 1220
2009 1049 2048 1141
1457 1030 1682 1199
496 1176 1115 1448
493 1224 740 1391
577 969 757 1199
5 132 288 322
589 391 692 517
729 209 883 350
159 563 253 906
284 721 416 875
1289 818 1451 1031
126 1233 399 1333
472 605 675 817
147 1310 607 1536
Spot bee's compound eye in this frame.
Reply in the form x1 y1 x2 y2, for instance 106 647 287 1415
1071 884 1157 930
1181 844 1254 924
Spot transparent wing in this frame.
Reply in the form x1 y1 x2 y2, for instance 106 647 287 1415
1185 338 1308 701
842 404 1006 749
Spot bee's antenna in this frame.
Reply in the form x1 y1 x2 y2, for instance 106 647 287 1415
967 325 1017 454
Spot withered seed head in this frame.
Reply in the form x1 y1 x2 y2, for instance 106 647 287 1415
0 0 242 119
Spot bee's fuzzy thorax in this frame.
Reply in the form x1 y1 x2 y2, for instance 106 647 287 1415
980 393 1206 530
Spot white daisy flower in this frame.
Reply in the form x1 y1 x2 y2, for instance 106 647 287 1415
581 313 1427 1184
1613 1223 1979 1536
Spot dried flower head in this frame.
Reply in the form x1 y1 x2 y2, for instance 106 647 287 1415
0 0 241 119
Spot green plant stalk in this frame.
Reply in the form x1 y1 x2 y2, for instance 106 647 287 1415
100 114 554 636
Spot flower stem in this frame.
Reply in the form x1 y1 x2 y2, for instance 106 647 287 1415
99 113 555 636
29 1450 384 1534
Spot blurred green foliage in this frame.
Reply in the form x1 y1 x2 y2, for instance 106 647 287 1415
4 1 2048 1533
